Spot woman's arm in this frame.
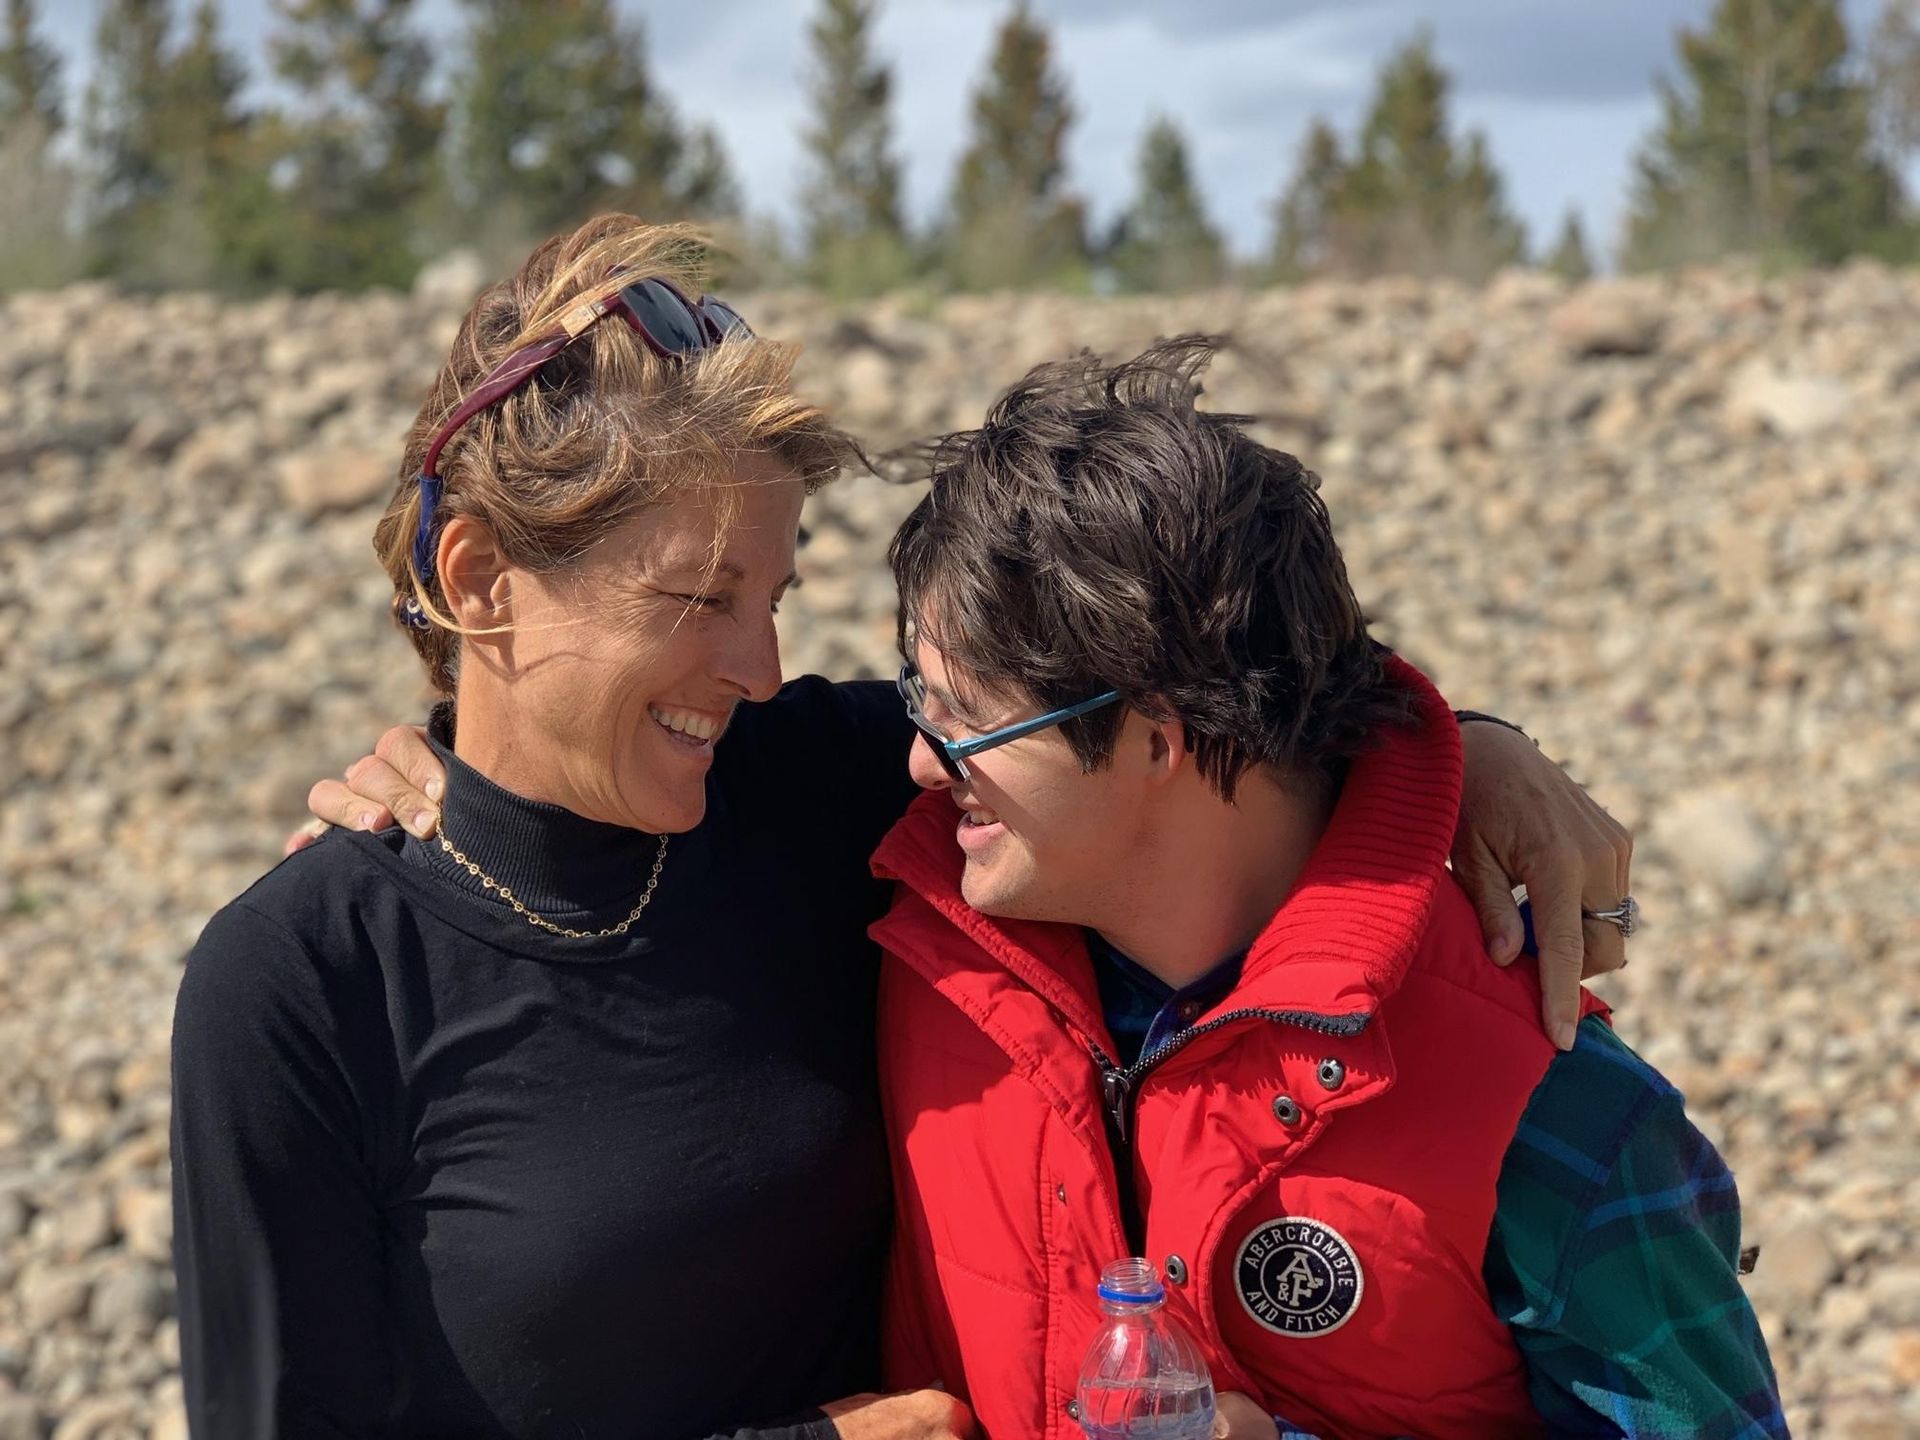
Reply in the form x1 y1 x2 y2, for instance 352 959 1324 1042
1451 717 1634 1049
172 900 395 1437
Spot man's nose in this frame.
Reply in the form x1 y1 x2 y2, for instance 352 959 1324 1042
907 731 954 792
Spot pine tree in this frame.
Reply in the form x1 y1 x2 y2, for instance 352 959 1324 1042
263 0 447 290
144 0 255 288
1544 209 1594 282
1269 118 1345 281
943 3 1085 289
448 0 736 255
1623 0 1909 269
1106 116 1226 292
1326 31 1526 281
0 0 59 134
0 0 69 289
82 0 175 258
799 0 909 295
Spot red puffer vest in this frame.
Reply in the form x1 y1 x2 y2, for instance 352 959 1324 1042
870 659 1606 1440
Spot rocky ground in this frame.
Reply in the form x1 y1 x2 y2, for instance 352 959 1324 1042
0 258 1915 1437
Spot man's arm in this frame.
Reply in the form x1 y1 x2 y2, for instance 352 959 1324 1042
1485 1017 1785 1439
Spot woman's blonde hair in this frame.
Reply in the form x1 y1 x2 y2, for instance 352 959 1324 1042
374 213 859 695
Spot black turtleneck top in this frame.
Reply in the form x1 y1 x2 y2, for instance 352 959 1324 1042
171 677 919 1440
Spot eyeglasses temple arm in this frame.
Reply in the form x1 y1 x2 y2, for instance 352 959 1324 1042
410 330 574 591
949 690 1124 759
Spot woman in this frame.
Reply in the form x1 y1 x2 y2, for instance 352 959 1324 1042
178 214 1628 1440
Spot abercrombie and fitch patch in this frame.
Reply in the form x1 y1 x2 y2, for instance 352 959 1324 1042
1234 1216 1364 1337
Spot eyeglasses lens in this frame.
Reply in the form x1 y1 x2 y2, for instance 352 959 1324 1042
621 282 706 353
702 298 752 338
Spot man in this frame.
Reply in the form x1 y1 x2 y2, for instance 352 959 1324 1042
872 338 1780 1438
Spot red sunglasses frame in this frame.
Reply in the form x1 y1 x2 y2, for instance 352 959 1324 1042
404 277 751 623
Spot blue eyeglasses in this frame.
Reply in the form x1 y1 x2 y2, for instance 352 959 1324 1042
897 662 1122 784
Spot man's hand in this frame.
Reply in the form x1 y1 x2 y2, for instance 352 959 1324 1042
1212 1392 1280 1439
1452 720 1634 1051
283 724 449 856
821 1389 976 1440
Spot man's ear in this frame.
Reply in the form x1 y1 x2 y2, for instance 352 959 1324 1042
1141 711 1192 786
438 516 513 634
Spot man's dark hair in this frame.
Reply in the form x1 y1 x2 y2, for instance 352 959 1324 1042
889 335 1415 801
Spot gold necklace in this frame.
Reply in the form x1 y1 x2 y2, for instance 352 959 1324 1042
436 829 669 939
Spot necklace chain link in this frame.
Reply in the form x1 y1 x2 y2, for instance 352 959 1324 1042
436 829 669 939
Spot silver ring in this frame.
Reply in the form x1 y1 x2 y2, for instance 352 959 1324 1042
1583 895 1640 939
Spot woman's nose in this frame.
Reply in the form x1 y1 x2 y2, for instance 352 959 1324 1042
907 731 954 792
721 613 784 703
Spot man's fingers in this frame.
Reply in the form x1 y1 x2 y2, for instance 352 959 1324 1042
374 724 447 804
282 817 329 857
341 754 440 839
307 778 394 833
1454 836 1526 965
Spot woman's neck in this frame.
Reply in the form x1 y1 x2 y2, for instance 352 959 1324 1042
423 722 661 920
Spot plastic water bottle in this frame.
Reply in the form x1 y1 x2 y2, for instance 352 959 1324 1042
1075 1258 1217 1440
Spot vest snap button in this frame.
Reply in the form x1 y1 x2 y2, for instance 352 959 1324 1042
1317 1057 1346 1091
1165 1254 1189 1285
1055 1183 1068 1204
1272 1094 1303 1126
1066 1400 1082 1421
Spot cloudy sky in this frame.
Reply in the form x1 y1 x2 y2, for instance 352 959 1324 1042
40 0 1897 265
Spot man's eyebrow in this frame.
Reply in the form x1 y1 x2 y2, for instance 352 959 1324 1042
925 679 972 719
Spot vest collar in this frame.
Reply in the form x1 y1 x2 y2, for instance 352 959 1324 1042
871 656 1462 1030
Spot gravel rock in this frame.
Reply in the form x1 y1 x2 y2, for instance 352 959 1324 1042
17 1269 91 1331
1 264 1913 1436
0 1393 45 1440
85 1263 165 1340
1750 1217 1841 1311
1549 283 1664 356
1727 361 1854 437
1654 788 1785 906
278 445 395 518
413 248 489 311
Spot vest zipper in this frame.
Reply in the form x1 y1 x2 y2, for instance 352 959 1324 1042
1090 1006 1372 1252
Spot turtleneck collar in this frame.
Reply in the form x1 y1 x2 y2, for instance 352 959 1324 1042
414 730 665 924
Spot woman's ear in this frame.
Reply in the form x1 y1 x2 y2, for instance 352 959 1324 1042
438 516 512 633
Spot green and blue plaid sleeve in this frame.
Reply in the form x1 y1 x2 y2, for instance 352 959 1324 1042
1485 1016 1787 1439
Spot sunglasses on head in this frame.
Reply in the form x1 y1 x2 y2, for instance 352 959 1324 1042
897 661 1123 785
404 275 753 628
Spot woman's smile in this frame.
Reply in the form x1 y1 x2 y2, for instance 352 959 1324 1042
648 701 734 757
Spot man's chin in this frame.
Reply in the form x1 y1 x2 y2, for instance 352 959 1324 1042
959 863 1043 921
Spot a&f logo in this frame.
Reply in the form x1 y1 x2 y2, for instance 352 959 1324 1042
1234 1216 1364 1337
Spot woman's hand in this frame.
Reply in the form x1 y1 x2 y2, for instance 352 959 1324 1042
283 724 448 855
1451 719 1634 1050
821 1389 975 1440
1212 1392 1280 1439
